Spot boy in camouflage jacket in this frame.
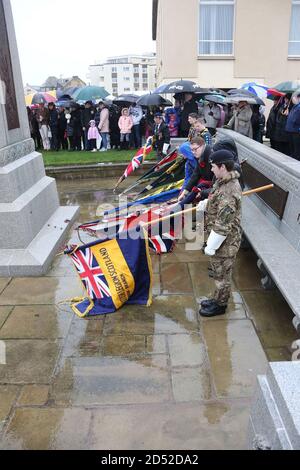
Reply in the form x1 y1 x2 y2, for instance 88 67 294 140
196 149 242 317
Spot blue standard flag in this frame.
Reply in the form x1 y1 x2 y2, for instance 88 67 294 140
66 229 153 317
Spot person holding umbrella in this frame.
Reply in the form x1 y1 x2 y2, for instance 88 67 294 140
225 100 253 139
48 102 59 151
36 103 50 151
180 93 199 138
202 101 221 136
286 91 300 161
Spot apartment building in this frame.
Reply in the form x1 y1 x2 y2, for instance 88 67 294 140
153 0 300 89
88 54 157 96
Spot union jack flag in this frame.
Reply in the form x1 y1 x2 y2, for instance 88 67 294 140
70 247 111 300
124 136 153 178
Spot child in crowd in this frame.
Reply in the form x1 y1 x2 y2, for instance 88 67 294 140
165 108 180 137
88 120 99 152
118 108 134 150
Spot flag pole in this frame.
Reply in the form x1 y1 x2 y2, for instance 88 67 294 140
142 184 274 228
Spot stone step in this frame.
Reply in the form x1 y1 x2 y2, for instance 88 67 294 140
0 176 60 249
0 205 80 277
0 152 45 203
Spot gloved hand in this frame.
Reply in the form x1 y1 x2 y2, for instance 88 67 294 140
178 189 188 202
205 230 227 256
162 143 170 156
196 199 208 212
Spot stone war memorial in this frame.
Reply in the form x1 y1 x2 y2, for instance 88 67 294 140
0 0 300 453
0 0 79 276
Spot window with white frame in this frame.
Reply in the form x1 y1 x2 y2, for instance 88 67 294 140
289 1 300 56
199 0 235 55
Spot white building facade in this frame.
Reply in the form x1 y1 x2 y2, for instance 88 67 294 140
88 54 157 96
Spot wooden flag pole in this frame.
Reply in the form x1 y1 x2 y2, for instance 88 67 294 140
242 184 274 197
142 184 274 228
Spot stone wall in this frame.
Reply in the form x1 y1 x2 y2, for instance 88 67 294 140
217 129 300 253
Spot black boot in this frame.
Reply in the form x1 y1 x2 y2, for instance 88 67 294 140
207 267 214 278
199 300 227 317
200 298 215 308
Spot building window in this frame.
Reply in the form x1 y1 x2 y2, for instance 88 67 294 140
199 0 235 55
134 67 139 74
124 87 131 92
124 77 130 81
99 76 104 82
112 78 118 84
111 67 117 72
123 66 130 72
289 1 300 56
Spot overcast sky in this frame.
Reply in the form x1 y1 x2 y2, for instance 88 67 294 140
10 0 156 86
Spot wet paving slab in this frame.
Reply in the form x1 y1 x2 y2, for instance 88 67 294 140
0 177 298 449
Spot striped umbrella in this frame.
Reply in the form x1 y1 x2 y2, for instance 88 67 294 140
25 91 57 106
241 82 269 99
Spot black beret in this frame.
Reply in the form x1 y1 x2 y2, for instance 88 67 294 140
210 149 235 165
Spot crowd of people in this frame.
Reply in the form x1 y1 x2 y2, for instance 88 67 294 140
26 90 300 161
266 93 300 160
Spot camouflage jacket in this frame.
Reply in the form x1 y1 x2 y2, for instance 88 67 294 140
206 171 242 257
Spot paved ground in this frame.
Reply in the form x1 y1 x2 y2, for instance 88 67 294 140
0 178 297 450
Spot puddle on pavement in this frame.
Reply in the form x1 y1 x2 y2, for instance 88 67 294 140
0 177 298 450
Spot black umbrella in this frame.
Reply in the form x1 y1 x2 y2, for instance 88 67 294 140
113 94 139 106
136 94 172 107
153 80 209 94
206 88 228 97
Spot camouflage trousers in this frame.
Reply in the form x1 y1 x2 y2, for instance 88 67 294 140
210 255 236 306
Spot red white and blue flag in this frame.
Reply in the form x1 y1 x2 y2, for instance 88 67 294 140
124 136 153 178
115 136 153 189
70 247 111 300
